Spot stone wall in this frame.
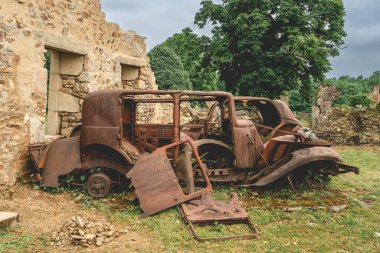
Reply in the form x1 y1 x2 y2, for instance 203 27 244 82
312 85 340 128
0 0 157 190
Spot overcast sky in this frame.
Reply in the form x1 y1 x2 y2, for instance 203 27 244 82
100 0 380 78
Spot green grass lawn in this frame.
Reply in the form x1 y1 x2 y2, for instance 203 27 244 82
1 147 379 252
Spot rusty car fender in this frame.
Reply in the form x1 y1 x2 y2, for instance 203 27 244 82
40 136 81 187
252 146 342 186
40 140 134 188
80 143 134 174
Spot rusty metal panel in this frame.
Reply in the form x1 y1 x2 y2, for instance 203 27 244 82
80 126 120 150
179 193 259 241
28 144 46 172
81 89 123 149
233 119 263 169
272 100 301 125
251 146 345 186
41 136 81 187
82 90 123 127
126 136 212 218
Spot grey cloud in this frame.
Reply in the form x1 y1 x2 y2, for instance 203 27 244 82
100 0 208 49
328 0 380 77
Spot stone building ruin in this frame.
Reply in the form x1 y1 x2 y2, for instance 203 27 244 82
311 85 340 128
0 0 157 190
369 83 379 106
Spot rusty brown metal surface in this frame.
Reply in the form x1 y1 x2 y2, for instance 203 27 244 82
251 146 344 186
81 90 123 150
41 136 81 187
126 135 212 218
28 144 46 173
179 193 259 241
28 88 359 194
233 119 264 169
233 97 301 138
272 100 302 125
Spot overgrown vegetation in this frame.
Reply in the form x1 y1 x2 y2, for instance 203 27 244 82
0 231 35 253
147 1 378 113
148 45 192 90
288 81 319 112
327 71 379 108
349 93 372 108
160 27 219 91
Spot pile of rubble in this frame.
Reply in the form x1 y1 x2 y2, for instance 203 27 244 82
315 108 380 145
50 216 127 248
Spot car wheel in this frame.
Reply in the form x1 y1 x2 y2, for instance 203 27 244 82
86 172 112 198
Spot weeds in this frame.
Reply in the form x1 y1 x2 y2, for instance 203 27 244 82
0 232 34 253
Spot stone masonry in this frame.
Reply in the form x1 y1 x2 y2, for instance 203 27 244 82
312 85 340 128
0 0 157 190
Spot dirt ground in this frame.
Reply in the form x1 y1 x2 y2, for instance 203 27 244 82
0 185 154 253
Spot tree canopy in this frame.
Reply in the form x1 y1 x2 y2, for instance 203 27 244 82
195 0 346 98
160 28 219 91
148 45 192 90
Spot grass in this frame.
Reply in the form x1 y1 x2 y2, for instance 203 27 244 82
0 230 34 253
103 147 380 252
1 147 379 252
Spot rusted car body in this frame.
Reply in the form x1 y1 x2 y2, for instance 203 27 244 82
29 89 358 197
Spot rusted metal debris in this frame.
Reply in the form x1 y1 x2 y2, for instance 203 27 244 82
179 193 259 241
28 89 359 232
29 90 359 193
126 135 212 218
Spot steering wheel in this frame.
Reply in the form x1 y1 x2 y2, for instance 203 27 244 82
204 103 224 135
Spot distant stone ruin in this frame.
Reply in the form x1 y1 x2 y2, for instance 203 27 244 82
312 85 340 128
315 108 380 145
369 84 379 106
0 0 157 189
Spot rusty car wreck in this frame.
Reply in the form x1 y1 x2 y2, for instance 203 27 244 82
28 89 359 240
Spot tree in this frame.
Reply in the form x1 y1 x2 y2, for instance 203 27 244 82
148 45 192 90
289 80 319 112
161 28 218 91
195 0 346 98
325 71 376 107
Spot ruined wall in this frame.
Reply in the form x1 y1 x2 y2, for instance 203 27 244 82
312 85 340 128
369 84 380 106
315 108 380 145
0 0 157 189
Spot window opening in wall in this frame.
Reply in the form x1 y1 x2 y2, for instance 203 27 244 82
121 64 140 89
45 48 84 136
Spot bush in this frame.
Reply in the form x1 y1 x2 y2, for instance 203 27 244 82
148 45 192 90
349 93 372 108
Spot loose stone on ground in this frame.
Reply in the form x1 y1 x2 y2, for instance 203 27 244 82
50 215 128 248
